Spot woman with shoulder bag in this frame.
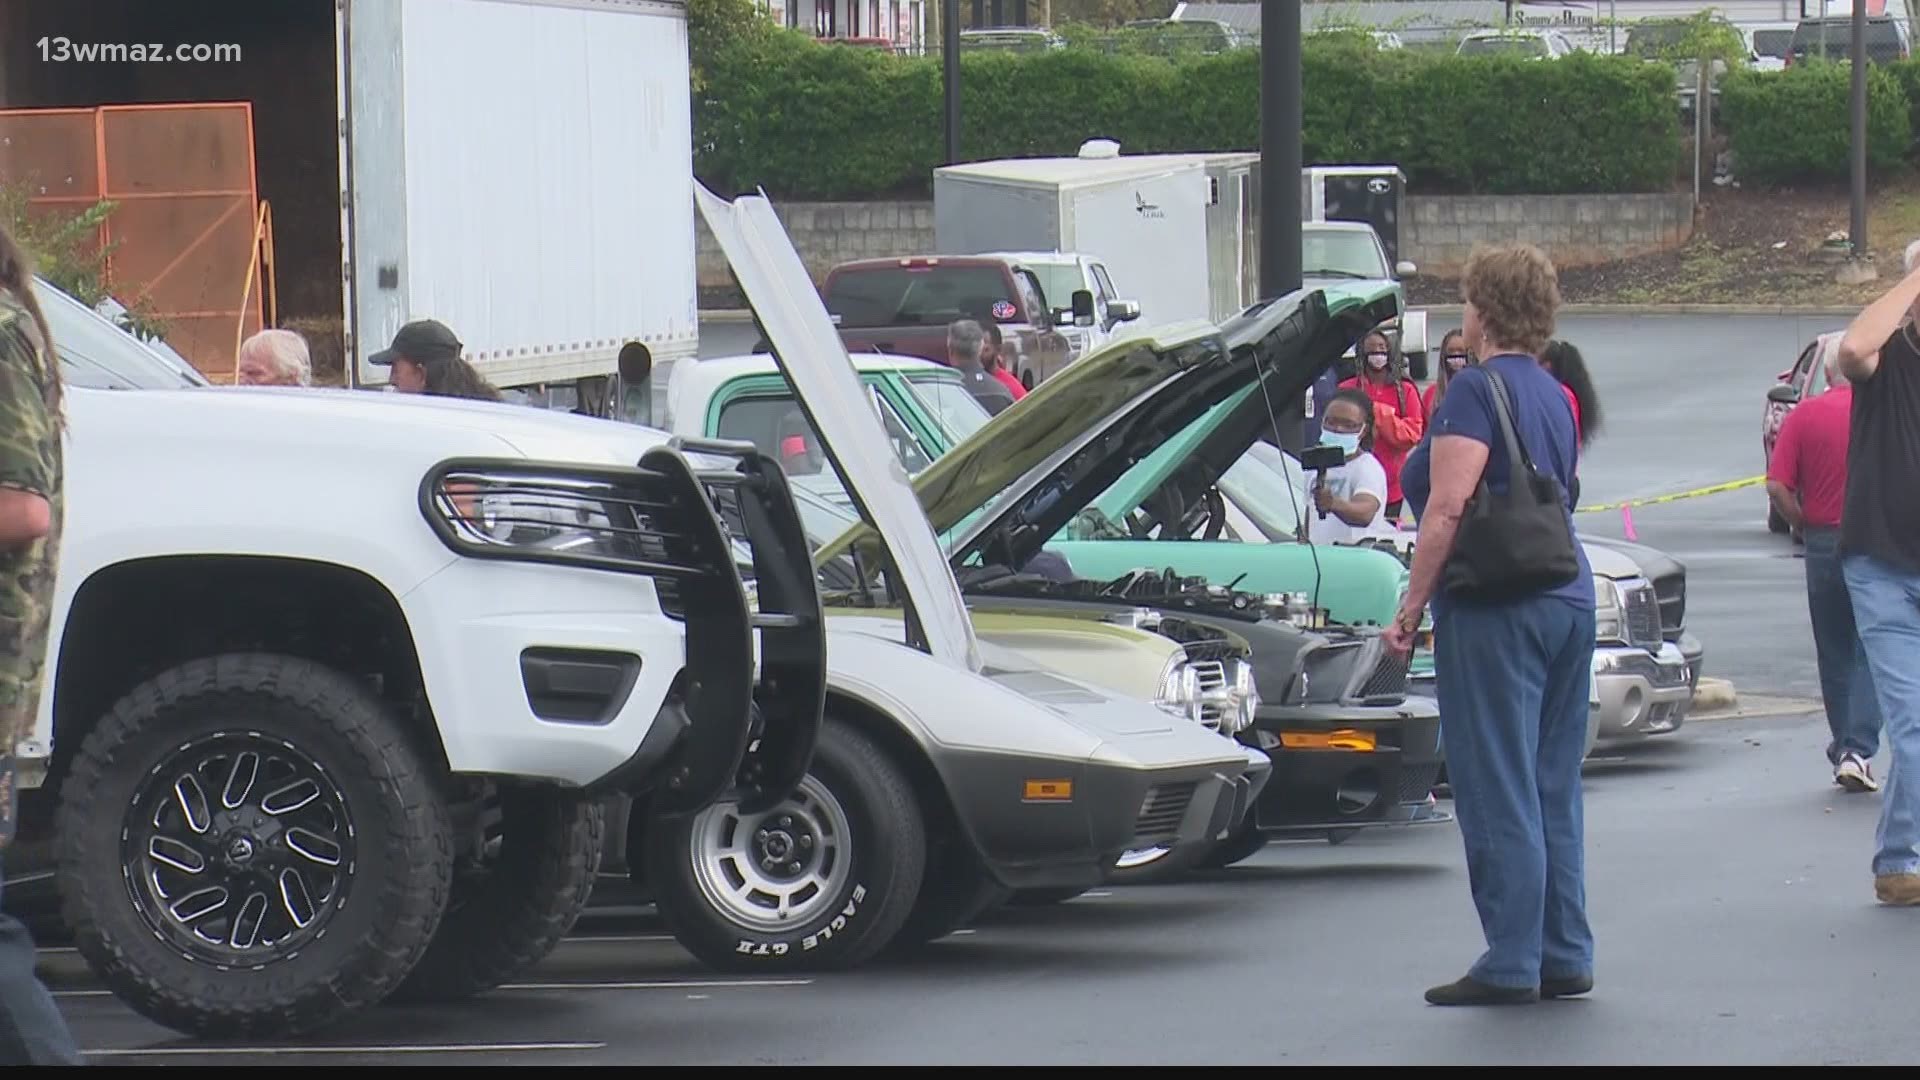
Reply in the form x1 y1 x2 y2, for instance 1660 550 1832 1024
1384 243 1598 1008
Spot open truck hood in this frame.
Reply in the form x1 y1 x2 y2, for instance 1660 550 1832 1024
694 184 982 673
815 284 1400 578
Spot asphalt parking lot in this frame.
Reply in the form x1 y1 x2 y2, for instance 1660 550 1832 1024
36 312 1916 1065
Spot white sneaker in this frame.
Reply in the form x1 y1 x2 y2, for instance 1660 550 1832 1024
1837 753 1880 794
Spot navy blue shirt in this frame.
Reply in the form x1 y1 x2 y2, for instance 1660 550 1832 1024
1400 354 1594 618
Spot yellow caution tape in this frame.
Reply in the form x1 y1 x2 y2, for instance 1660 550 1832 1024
1577 475 1766 514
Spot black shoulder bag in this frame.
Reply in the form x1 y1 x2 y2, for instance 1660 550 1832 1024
1442 369 1582 601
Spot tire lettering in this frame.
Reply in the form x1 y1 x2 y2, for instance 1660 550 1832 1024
735 940 788 956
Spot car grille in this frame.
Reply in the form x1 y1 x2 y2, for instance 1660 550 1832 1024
1651 571 1686 637
1625 583 1663 653
1355 647 1409 702
1397 762 1442 804
1134 782 1198 843
1189 660 1229 732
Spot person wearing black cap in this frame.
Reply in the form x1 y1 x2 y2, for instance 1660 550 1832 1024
369 318 502 401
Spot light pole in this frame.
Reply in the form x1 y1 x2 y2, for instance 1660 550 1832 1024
943 0 961 163
1258 0 1301 302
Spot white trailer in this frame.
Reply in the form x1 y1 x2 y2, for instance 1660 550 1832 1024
339 0 698 403
933 146 1216 330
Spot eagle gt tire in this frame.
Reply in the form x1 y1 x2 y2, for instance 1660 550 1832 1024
645 717 926 972
54 654 454 1039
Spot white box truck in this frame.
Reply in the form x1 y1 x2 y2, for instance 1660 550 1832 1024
933 145 1215 329
340 0 699 410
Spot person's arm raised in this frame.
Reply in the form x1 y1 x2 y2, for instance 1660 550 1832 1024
1838 264 1920 382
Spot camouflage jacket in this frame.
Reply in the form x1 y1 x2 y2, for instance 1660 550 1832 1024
0 290 63 844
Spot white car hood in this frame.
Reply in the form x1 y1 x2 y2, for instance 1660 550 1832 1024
694 184 982 673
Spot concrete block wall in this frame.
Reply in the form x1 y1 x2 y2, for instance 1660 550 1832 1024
1403 194 1696 276
695 193 1696 291
696 200 936 290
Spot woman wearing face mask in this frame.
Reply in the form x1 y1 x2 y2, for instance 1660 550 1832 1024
1308 388 1391 544
1423 329 1475 418
1339 328 1426 521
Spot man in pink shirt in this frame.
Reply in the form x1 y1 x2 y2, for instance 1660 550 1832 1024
1768 345 1884 792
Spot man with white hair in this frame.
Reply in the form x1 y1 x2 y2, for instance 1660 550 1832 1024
1768 338 1882 793
1833 239 1920 904
235 328 311 387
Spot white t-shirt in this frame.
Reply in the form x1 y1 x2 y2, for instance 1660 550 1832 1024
1306 452 1389 545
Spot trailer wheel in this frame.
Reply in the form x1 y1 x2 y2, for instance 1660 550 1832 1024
55 654 452 1039
387 784 603 1002
646 718 925 972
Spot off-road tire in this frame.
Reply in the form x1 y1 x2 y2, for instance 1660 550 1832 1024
387 784 604 1003
55 653 453 1040
646 718 925 972
1194 818 1269 869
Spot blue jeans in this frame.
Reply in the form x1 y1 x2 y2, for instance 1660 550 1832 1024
0 857 81 1064
1844 553 1920 877
1433 593 1597 989
1804 529 1883 763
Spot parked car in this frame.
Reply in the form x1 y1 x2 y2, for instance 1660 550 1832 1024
977 249 1143 362
1304 220 1429 380
820 254 1074 388
1456 27 1579 59
677 183 1268 961
13 275 826 1038
815 284 1456 868
1787 13 1911 64
1763 330 1840 535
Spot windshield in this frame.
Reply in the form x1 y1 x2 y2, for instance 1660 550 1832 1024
1218 443 1311 539
823 265 1017 329
901 372 992 443
1023 264 1082 314
1302 229 1388 280
35 278 208 390
1459 34 1548 56
1753 28 1792 57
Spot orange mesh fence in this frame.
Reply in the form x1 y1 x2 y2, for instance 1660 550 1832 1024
0 102 261 380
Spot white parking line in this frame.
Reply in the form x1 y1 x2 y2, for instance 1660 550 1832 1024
501 978 812 991
84 1042 607 1057
563 933 674 944
56 977 811 1001
1086 890 1113 898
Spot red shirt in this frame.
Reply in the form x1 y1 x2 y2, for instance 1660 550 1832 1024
992 367 1026 400
1562 383 1581 443
1767 384 1854 528
1339 375 1426 503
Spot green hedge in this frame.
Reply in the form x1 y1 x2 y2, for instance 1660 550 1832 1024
1720 59 1911 185
693 31 1683 200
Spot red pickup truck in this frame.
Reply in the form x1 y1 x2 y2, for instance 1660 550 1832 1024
820 255 1074 389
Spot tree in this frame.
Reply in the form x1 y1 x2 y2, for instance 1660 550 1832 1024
0 181 168 339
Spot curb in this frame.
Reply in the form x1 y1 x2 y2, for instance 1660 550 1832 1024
1414 302 1863 318
1691 677 1738 713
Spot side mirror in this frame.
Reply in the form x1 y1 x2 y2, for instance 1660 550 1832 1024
1071 289 1097 328
1767 383 1801 405
1107 298 1142 324
1395 260 1417 277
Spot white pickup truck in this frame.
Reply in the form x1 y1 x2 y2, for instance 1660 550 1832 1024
977 250 1145 361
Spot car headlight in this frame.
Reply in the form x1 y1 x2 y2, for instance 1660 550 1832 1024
1155 654 1198 716
1227 659 1261 734
1593 575 1625 644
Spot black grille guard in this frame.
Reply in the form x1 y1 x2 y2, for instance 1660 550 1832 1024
417 440 825 818
671 436 827 816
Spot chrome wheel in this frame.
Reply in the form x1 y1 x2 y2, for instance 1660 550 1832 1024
688 775 851 932
123 731 355 967
1115 846 1171 870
